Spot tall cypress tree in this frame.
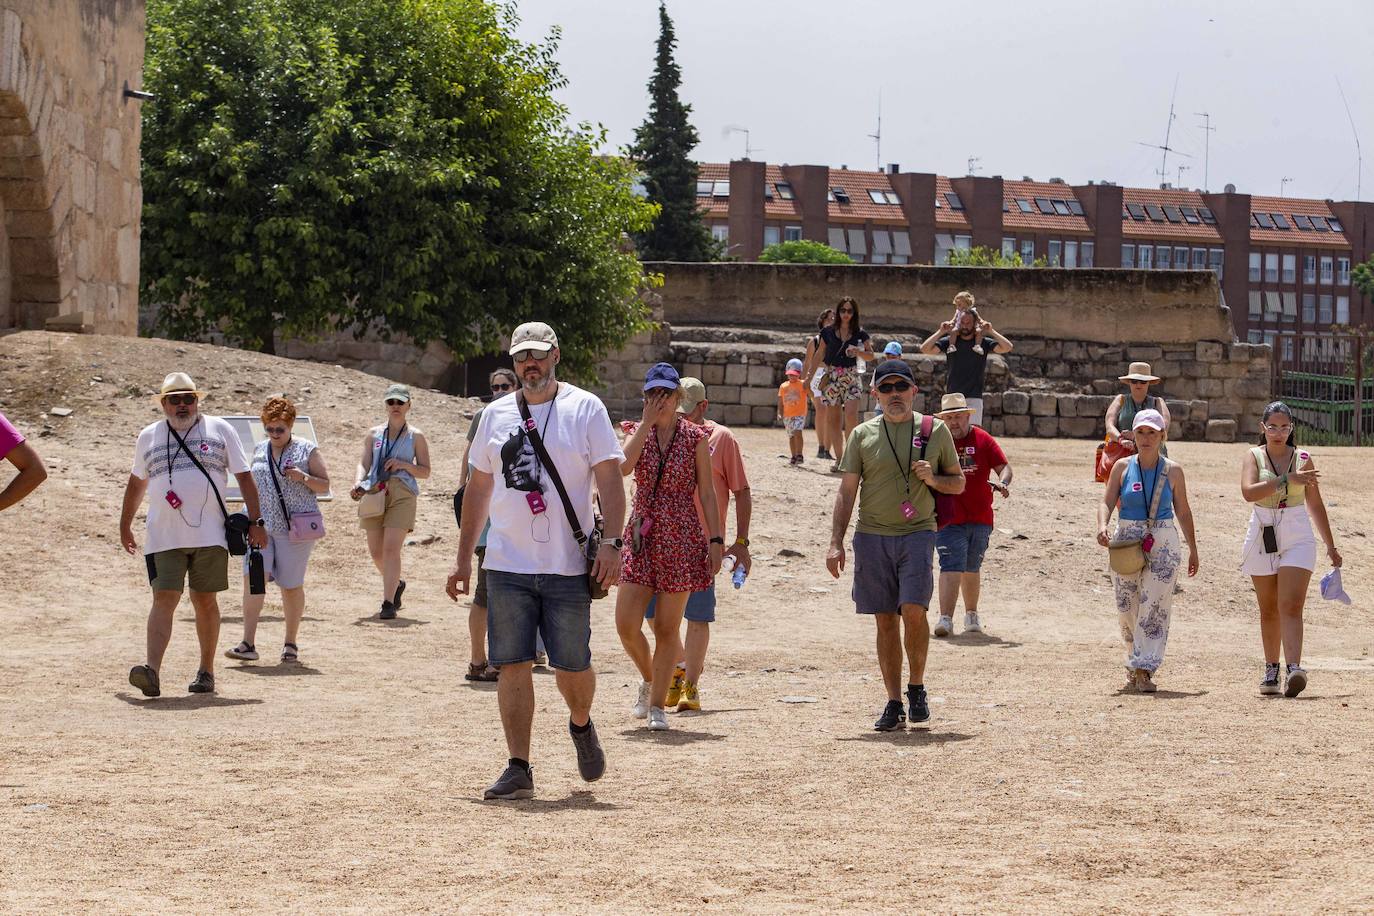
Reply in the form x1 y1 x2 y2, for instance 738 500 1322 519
631 2 716 261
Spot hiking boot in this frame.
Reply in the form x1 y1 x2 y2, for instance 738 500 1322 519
1137 670 1158 693
874 699 906 731
1259 663 1282 696
1284 665 1308 698
128 665 160 698
483 762 534 800
907 685 931 723
187 669 215 694
665 666 686 707
379 600 397 620
632 681 651 719
225 641 258 661
392 579 406 610
569 720 606 782
963 612 982 634
647 706 670 730
677 681 701 712
933 616 953 637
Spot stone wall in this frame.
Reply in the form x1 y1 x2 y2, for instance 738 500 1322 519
0 1 145 335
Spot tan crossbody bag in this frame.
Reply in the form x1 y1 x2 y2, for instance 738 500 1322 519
1108 457 1172 576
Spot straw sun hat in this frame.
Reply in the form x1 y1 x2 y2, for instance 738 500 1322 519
152 372 208 406
1118 362 1161 384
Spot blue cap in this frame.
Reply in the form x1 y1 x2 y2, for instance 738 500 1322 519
884 341 903 356
785 358 804 374
643 362 680 391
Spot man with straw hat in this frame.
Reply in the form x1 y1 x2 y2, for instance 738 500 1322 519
931 393 1013 638
120 372 267 697
1101 363 1172 477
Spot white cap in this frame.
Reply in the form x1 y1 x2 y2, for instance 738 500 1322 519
1132 408 1166 431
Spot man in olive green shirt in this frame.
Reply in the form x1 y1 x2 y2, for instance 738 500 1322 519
827 360 964 731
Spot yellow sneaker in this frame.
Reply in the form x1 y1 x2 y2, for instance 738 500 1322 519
677 680 701 712
664 666 686 708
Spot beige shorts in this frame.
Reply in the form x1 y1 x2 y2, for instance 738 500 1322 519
360 484 417 532
146 546 229 594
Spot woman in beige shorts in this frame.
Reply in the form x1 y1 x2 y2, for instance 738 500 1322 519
352 383 431 619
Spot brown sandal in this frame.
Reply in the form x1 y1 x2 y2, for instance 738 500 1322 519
465 662 499 682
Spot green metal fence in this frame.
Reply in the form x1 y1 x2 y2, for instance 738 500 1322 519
1274 333 1374 446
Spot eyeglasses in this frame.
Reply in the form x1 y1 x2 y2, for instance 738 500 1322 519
385 399 407 406
1263 423 1292 433
490 383 513 392
513 349 552 364
263 425 289 435
163 394 197 406
877 381 912 394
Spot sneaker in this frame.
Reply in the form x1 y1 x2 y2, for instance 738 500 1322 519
392 579 406 610
225 641 258 661
907 685 930 723
933 616 953 637
665 666 686 707
569 720 606 782
816 446 827 459
128 665 160 698
1259 663 1282 696
874 699 906 731
1284 665 1308 698
963 612 982 634
187 669 215 694
632 681 651 719
647 706 670 730
677 681 701 712
1137 670 1158 693
829 461 842 473
483 762 534 800
534 652 548 667
379 600 397 620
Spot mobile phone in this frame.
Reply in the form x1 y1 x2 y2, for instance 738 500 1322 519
1261 525 1278 554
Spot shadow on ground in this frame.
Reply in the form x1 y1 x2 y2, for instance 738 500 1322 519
114 692 264 710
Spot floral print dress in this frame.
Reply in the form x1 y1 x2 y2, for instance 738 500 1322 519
619 417 711 593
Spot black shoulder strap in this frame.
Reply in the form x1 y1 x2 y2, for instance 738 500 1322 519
167 421 232 521
517 392 588 546
265 443 291 522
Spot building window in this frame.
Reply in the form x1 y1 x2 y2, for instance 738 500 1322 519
1209 248 1224 280
885 191 901 205
1319 294 1333 323
1281 253 1296 284
1135 245 1151 269
711 224 729 244
954 235 972 251
945 192 964 210
1249 252 1262 282
1302 294 1315 323
1248 291 1262 316
1282 291 1297 320
712 180 730 198
1048 240 1062 266
846 227 868 262
1303 255 1316 284
1192 247 1207 269
1265 253 1278 283
1265 291 1282 314
827 226 846 252
763 226 780 248
1021 239 1035 265
1122 244 1136 268
1064 240 1078 268
1248 329 1263 343
784 225 803 242
1320 256 1333 284
696 180 714 196
1282 337 1295 362
1173 246 1187 270
775 182 794 200
1002 238 1015 259
893 231 912 263
1338 257 1351 285
934 233 954 265
1157 246 1172 270
1337 295 1350 324
871 230 893 264
1082 241 1094 268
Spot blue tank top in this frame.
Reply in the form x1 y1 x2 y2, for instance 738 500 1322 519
1118 456 1173 520
366 424 419 495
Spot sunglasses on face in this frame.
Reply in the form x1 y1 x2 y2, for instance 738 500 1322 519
385 399 407 407
513 349 551 364
263 425 289 435
490 383 513 392
163 394 197 406
877 381 912 394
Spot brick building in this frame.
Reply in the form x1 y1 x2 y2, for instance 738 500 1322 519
696 160 1373 356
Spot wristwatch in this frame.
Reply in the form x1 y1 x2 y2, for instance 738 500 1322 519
253 518 266 528
734 537 750 547
709 536 725 545
604 537 624 549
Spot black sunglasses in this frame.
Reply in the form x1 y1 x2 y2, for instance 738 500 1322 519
877 381 912 394
491 383 513 392
163 394 198 406
385 398 407 406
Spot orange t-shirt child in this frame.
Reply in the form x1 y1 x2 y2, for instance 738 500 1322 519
778 376 809 432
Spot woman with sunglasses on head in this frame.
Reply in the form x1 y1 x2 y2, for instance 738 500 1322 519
802 308 837 461
1239 401 1341 698
818 297 876 471
351 383 431 620
227 397 331 664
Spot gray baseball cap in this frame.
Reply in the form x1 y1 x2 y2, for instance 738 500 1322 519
509 321 558 356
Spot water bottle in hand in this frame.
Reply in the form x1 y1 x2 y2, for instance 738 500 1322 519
722 555 747 590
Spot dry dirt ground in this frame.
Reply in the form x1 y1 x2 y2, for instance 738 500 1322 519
1 331 1372 913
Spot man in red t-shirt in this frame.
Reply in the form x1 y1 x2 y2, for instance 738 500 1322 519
932 394 1012 637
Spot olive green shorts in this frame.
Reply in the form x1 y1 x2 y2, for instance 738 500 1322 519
145 546 230 594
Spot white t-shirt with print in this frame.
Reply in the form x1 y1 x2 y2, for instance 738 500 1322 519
131 415 250 554
469 382 623 576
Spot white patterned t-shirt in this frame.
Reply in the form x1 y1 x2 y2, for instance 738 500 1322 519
131 415 250 554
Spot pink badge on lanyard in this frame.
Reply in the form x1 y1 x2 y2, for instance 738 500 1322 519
900 500 916 520
526 491 547 515
1142 533 1155 553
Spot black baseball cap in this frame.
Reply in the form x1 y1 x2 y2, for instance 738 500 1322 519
872 359 914 385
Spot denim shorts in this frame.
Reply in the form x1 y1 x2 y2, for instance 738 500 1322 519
935 523 993 573
485 570 592 671
644 582 717 623
851 530 935 613
242 533 315 590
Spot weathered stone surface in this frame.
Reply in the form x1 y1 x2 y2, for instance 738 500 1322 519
1002 414 1031 436
709 384 741 404
1076 395 1112 417
1206 419 1237 442
981 392 1001 416
1091 379 1118 395
1209 361 1247 379
724 363 748 385
750 406 775 425
746 364 774 387
1032 416 1059 437
722 405 751 426
740 386 776 407
1165 399 1189 419
1126 345 1163 361
1003 391 1030 415
985 418 1004 437
1188 400 1209 422
1196 378 1224 398
1056 395 1077 418
701 363 725 386
1030 392 1057 416
1059 417 1098 438
1196 341 1225 362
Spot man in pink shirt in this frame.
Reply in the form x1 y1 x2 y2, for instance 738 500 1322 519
0 410 47 511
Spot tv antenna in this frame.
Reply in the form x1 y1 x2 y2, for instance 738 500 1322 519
967 156 981 176
1176 164 1190 188
722 125 758 160
868 92 882 171
1194 111 1215 191
1280 176 1293 197
1336 76 1363 199
1137 76 1191 187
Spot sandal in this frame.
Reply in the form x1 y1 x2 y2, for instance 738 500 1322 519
465 662 499 682
281 643 299 663
225 641 258 661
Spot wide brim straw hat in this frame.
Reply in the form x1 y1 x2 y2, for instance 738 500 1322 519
1118 361 1161 383
935 392 977 416
152 372 208 406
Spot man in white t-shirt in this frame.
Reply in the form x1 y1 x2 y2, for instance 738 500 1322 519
447 322 626 801
120 373 267 698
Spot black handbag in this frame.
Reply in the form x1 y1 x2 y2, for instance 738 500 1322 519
167 423 252 556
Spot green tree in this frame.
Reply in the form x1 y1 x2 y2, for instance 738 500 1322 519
1354 253 1374 303
629 2 716 262
945 245 1045 268
141 0 657 380
758 240 854 264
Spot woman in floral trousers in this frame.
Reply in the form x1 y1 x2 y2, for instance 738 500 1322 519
1096 409 1200 692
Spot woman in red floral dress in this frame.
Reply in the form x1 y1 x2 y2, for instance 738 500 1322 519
616 363 724 731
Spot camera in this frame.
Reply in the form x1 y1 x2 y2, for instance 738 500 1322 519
225 512 251 556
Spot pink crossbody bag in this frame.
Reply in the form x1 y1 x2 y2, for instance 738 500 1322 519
267 444 326 543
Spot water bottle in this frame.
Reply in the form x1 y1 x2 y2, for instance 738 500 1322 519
722 555 747 589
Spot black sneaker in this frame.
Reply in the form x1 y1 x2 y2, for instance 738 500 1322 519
379 600 397 620
483 762 534 800
570 720 606 782
392 579 406 610
907 686 930 723
187 669 215 694
1259 663 1282 696
874 699 906 731
128 665 160 697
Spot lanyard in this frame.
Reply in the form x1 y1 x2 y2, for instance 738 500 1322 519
1265 447 1292 508
1140 460 1159 508
164 417 202 483
882 418 915 498
647 421 680 505
377 423 406 480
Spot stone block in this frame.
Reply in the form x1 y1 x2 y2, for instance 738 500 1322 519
724 363 747 385
710 384 741 404
1039 340 1063 359
750 406 775 426
1153 360 1179 379
1208 398 1243 420
1164 399 1188 419
986 418 1004 437
629 362 656 379
1206 419 1237 442
1196 341 1225 362
701 363 725 386
747 364 774 387
1015 339 1045 357
1196 378 1224 398
1003 391 1030 415
1030 392 1057 416
740 386 776 407
1209 362 1246 379
1188 400 1209 422
1056 394 1078 417
1127 345 1163 361
1032 416 1059 437
1227 377 1273 400
981 392 1001 416
1002 414 1031 436
723 405 752 426
1091 379 1118 395
1060 417 1099 438
1046 361 1071 378
684 360 706 379
1076 395 1112 417
1062 341 1087 361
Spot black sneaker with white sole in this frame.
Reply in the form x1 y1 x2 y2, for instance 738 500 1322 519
1259 663 1281 696
484 762 534 800
569 720 606 782
874 699 906 731
907 685 930 723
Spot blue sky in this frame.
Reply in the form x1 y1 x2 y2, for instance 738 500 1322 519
512 0 1373 200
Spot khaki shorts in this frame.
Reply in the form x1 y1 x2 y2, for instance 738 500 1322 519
146 546 230 594
360 484 417 532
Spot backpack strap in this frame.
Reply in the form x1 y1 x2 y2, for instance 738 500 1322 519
918 413 934 460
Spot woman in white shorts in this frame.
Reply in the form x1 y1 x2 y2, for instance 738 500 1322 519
1239 401 1341 698
802 308 836 460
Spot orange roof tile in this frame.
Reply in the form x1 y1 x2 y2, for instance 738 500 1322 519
1247 195 1348 248
1118 187 1222 242
1001 180 1091 235
932 176 971 230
